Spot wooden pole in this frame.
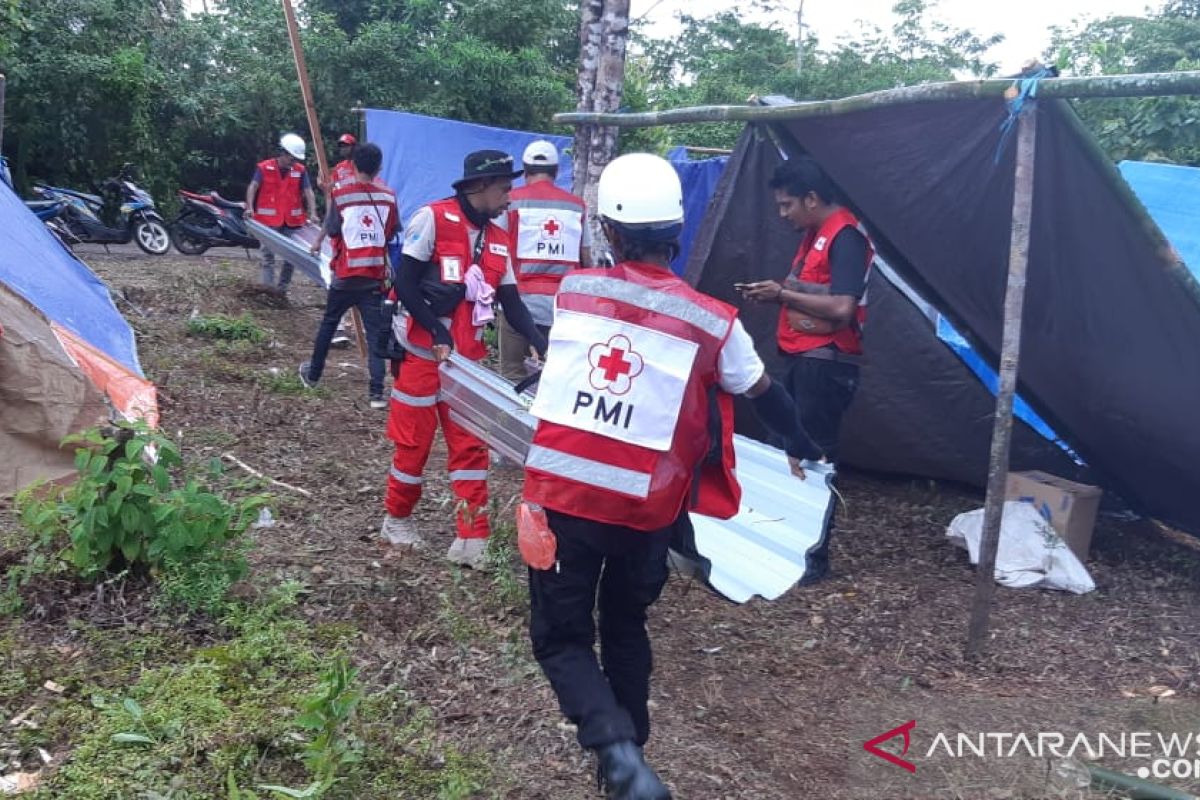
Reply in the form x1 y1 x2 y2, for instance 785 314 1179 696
553 70 1200 128
280 0 369 363
281 0 328 185
965 103 1038 659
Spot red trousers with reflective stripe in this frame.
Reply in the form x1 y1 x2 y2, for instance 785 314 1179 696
385 353 490 539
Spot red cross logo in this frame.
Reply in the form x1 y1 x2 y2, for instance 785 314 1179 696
587 334 644 395
361 213 374 228
542 217 561 238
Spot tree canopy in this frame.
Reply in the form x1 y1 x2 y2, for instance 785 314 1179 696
0 0 1195 207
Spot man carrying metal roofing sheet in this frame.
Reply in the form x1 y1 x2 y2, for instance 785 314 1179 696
298 143 394 409
245 133 319 296
738 156 874 584
381 150 547 569
519 153 820 800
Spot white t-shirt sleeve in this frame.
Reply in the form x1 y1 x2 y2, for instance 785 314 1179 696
401 206 436 261
717 317 766 396
501 261 517 285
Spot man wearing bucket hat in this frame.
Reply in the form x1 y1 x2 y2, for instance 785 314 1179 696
245 133 318 295
494 140 591 382
381 150 548 569
518 153 820 799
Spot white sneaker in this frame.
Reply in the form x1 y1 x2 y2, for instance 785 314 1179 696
380 514 423 547
446 537 489 570
369 394 388 410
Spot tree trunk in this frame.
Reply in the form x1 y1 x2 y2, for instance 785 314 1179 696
573 0 630 263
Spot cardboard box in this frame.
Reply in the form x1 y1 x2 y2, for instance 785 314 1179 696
1005 471 1102 561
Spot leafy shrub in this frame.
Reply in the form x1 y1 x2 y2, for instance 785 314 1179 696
187 312 268 342
15 422 268 610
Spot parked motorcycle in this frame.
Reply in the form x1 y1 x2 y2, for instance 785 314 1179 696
24 197 79 246
168 189 259 256
31 164 170 255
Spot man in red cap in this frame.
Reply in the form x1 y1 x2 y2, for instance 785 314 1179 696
316 133 358 195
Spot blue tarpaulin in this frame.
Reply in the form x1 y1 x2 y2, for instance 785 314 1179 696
0 180 143 375
365 110 728 274
1119 160 1200 277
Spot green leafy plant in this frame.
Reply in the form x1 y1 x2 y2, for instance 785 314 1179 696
16 422 268 608
187 312 268 343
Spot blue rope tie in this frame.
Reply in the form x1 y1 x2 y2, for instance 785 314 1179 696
995 67 1052 164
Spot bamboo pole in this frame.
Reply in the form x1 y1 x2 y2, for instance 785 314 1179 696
554 71 1200 128
280 0 369 363
965 103 1038 659
1088 765 1199 800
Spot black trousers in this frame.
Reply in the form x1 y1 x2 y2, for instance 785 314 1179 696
781 353 859 575
529 508 681 750
781 354 859 464
306 285 386 396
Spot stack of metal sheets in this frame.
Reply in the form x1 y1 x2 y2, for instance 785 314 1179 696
245 219 332 288
438 353 834 602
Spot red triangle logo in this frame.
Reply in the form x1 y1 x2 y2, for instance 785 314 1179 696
863 720 917 773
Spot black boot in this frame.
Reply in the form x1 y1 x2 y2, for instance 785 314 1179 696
595 741 672 800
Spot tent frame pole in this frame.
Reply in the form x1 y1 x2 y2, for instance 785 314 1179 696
280 0 369 364
965 103 1039 659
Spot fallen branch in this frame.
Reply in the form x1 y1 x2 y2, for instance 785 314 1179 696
221 452 313 497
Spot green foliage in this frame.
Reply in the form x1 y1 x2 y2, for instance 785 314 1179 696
15 423 267 612
0 0 577 200
188 312 269 342
634 0 1003 150
1050 1 1200 164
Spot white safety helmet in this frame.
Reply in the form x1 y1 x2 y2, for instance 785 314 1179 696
597 153 683 228
279 133 306 160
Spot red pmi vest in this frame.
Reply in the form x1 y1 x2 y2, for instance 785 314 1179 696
252 158 306 228
405 197 509 361
330 179 397 282
523 262 742 532
330 159 356 192
776 207 874 355
507 182 585 309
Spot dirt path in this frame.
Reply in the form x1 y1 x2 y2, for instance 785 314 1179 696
4 251 1200 799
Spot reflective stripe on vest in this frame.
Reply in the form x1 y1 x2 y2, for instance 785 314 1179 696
509 197 585 212
335 191 396 206
525 445 651 499
519 262 571 276
257 208 277 216
347 256 387 268
559 274 731 341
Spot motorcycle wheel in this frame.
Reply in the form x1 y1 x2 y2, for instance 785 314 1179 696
169 225 210 256
134 219 171 255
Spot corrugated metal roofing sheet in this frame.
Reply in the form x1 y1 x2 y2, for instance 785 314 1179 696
246 219 332 288
439 354 832 603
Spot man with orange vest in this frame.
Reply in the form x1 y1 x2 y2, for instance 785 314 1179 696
312 133 360 254
382 150 547 568
245 133 318 295
521 154 819 800
495 140 591 381
297 143 393 408
738 156 874 583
